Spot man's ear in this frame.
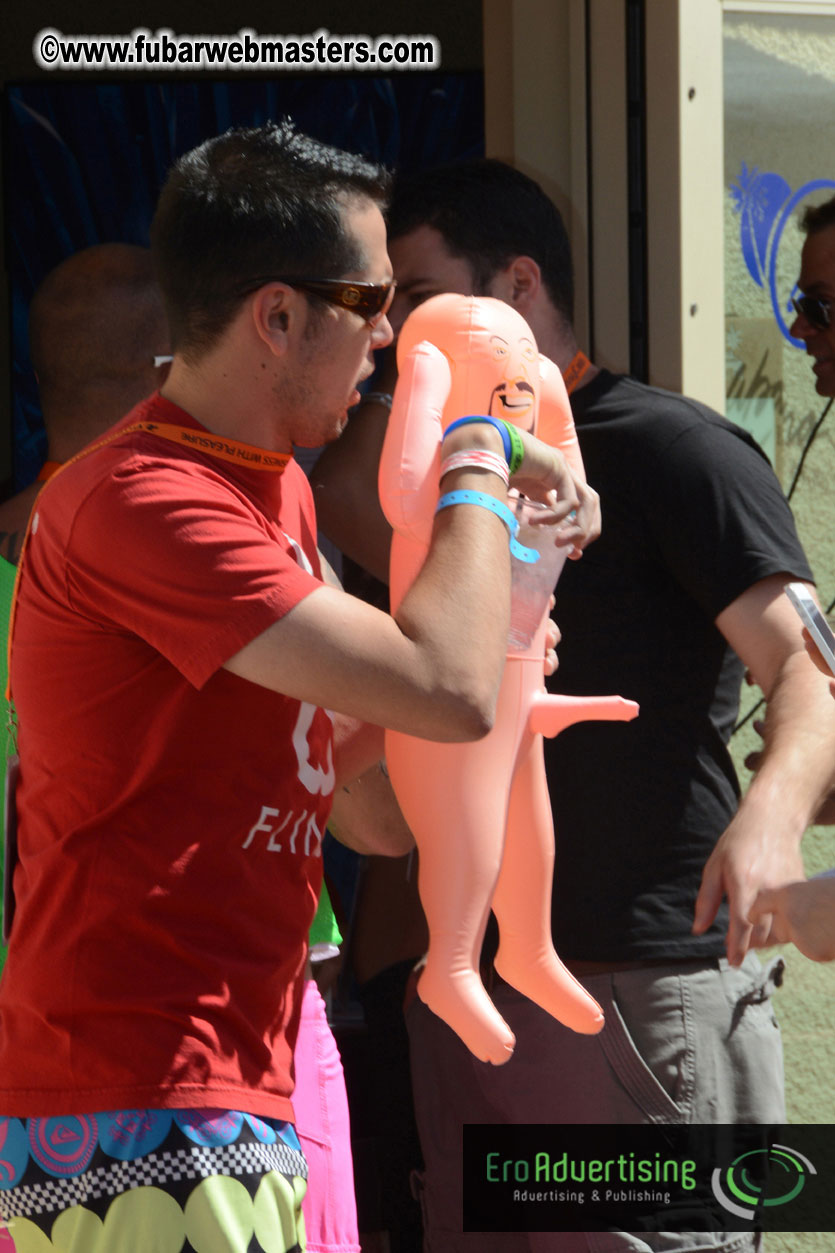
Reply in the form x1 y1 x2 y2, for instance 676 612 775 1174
250 283 294 356
489 256 542 316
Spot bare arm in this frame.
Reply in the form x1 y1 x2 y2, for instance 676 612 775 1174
226 426 595 742
693 576 835 964
327 760 415 856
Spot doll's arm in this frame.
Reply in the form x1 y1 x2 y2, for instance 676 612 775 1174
378 341 451 544
536 354 585 481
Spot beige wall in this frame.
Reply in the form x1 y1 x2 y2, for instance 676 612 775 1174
484 0 726 409
483 0 591 342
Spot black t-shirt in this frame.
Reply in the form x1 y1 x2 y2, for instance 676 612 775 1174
545 370 813 960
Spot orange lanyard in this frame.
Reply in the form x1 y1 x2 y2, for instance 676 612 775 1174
5 419 291 707
563 350 592 396
129 422 292 472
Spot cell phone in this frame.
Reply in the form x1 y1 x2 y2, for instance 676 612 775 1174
785 582 835 677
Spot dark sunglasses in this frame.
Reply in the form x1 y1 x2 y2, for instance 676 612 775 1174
244 276 395 325
791 293 831 331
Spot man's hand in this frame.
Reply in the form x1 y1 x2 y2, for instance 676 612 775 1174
510 428 601 557
693 815 805 965
562 478 602 561
748 876 835 962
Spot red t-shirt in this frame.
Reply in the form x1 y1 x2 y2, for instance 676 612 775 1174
0 395 334 1121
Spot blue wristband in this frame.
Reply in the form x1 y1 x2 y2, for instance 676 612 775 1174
443 416 512 466
435 490 540 563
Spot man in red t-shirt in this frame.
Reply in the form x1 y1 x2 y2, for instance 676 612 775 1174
0 122 596 1252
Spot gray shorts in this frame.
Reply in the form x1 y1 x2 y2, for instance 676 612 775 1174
406 953 786 1253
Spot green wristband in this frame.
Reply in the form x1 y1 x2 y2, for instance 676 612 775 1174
503 422 525 475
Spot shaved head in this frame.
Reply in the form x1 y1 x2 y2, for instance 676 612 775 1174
29 244 170 457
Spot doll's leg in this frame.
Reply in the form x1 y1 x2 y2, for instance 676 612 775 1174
492 733 604 1035
385 731 517 1065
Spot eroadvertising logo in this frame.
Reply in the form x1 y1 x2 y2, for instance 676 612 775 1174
463 1125 835 1234
711 1143 816 1221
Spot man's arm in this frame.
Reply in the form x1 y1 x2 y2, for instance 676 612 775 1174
745 623 835 821
327 759 415 856
226 426 598 743
693 575 835 964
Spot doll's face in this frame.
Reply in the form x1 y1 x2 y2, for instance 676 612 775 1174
397 294 540 432
485 331 538 429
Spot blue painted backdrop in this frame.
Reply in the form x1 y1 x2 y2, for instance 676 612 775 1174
6 74 484 489
729 162 835 345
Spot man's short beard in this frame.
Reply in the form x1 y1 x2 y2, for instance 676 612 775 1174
302 297 329 340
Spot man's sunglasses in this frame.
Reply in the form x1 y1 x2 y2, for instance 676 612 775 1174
791 293 831 332
244 276 395 325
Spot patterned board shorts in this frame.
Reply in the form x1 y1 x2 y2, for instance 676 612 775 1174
0 1106 308 1252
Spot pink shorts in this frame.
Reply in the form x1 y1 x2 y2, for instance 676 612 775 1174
294 979 361 1253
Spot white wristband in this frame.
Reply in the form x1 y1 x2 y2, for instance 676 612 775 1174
439 450 509 487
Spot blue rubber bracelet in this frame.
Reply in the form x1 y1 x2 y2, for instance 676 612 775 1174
442 416 512 466
435 490 540 563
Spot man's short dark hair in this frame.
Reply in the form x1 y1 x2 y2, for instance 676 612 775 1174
387 158 575 326
151 120 390 359
800 194 835 237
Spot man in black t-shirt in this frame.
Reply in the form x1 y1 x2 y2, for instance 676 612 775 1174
311 162 835 1253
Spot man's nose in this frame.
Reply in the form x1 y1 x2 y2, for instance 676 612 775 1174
372 313 394 351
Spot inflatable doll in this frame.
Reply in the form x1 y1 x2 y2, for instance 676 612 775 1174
378 295 638 1064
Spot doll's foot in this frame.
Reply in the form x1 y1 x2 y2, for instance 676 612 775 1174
493 947 604 1035
416 963 516 1065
